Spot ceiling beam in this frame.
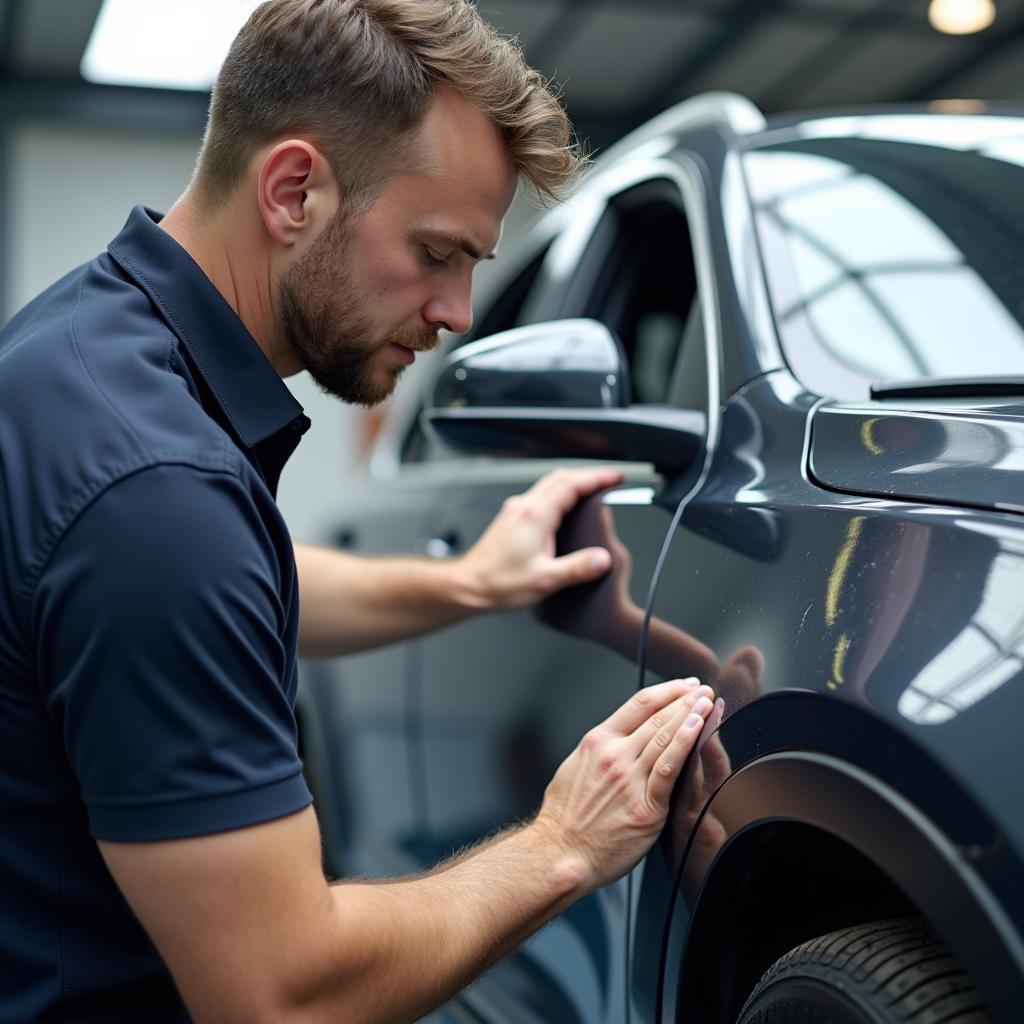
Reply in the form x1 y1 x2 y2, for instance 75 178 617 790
0 74 208 133
0 0 20 75
900 10 1024 100
631 0 783 126
521 0 594 73
759 0 895 111
531 0 944 33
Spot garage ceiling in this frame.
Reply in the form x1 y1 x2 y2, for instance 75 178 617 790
2 0 1024 147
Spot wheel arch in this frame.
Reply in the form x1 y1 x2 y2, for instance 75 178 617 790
659 752 1024 1024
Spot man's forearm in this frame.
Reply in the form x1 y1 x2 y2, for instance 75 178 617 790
293 823 583 1024
295 542 486 657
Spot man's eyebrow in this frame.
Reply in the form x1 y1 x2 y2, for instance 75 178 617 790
429 232 497 261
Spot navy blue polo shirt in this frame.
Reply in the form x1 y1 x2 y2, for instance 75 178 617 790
0 206 315 1021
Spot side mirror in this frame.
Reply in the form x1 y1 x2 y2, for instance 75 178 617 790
425 319 705 474
430 319 629 410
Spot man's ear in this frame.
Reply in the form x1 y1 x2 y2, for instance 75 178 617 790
257 139 336 247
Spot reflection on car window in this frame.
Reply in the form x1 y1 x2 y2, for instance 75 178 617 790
745 117 1024 398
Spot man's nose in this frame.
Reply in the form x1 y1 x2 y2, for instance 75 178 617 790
423 274 474 336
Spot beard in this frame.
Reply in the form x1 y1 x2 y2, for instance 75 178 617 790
279 208 439 406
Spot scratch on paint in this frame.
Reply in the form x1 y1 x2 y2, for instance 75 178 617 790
796 602 813 644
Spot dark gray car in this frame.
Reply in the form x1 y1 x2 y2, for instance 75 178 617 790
298 94 1024 1023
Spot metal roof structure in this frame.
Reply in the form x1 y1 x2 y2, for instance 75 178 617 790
0 0 1023 147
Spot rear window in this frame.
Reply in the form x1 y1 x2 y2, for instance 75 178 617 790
745 115 1024 399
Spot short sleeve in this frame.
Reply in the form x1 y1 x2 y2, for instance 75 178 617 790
32 462 312 841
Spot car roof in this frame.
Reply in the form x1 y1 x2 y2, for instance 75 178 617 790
749 101 1024 145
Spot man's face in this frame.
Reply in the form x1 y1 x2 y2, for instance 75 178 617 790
280 90 517 406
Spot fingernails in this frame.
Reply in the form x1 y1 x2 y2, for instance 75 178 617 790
693 696 713 716
684 712 703 729
590 550 611 571
681 678 700 690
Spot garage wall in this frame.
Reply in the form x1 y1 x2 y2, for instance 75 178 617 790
4 120 359 543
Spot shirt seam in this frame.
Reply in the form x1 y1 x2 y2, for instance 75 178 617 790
19 452 244 634
68 270 151 464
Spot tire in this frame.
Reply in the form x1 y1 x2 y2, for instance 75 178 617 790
736 917 992 1024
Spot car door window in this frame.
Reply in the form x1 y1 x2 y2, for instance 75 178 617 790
578 179 704 411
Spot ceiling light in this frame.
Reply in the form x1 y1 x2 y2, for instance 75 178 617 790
81 0 262 90
928 0 996 35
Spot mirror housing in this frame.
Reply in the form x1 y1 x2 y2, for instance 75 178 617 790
430 319 629 410
425 319 705 474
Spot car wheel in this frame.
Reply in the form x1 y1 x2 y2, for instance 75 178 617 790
736 917 991 1023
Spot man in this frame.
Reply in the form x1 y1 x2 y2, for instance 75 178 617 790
0 1 715 1020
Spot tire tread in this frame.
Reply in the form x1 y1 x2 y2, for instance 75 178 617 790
737 918 992 1024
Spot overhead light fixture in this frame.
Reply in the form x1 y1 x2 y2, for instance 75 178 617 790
928 99 987 113
928 0 996 35
81 0 262 90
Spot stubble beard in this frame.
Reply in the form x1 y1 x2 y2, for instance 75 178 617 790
279 209 438 407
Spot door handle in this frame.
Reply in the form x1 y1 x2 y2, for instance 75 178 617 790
415 532 460 557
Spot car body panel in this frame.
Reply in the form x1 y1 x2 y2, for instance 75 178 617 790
630 371 1024 1020
809 399 1024 514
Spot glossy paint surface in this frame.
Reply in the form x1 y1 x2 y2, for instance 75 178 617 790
810 399 1024 514
633 370 1024 1020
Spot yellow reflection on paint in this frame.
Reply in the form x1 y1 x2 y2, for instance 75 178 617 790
825 517 865 628
860 417 884 456
832 632 850 685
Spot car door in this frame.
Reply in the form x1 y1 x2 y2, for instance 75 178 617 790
415 169 718 1024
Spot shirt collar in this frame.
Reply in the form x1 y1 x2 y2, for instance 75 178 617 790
106 205 309 450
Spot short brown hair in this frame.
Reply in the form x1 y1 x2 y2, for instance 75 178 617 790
194 0 583 208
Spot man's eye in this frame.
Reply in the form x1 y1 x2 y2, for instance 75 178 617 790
422 246 449 269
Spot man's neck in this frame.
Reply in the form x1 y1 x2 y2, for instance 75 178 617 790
158 194 298 377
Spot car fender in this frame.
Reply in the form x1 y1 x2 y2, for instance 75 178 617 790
629 691 1024 1023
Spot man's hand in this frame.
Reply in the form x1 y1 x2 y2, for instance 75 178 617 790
532 676 716 892
456 467 624 610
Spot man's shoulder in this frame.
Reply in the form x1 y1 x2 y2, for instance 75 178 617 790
0 251 258 628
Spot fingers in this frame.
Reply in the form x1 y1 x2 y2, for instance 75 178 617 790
624 682 713 758
637 690 713 774
546 546 613 589
645 697 715 811
603 677 700 735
